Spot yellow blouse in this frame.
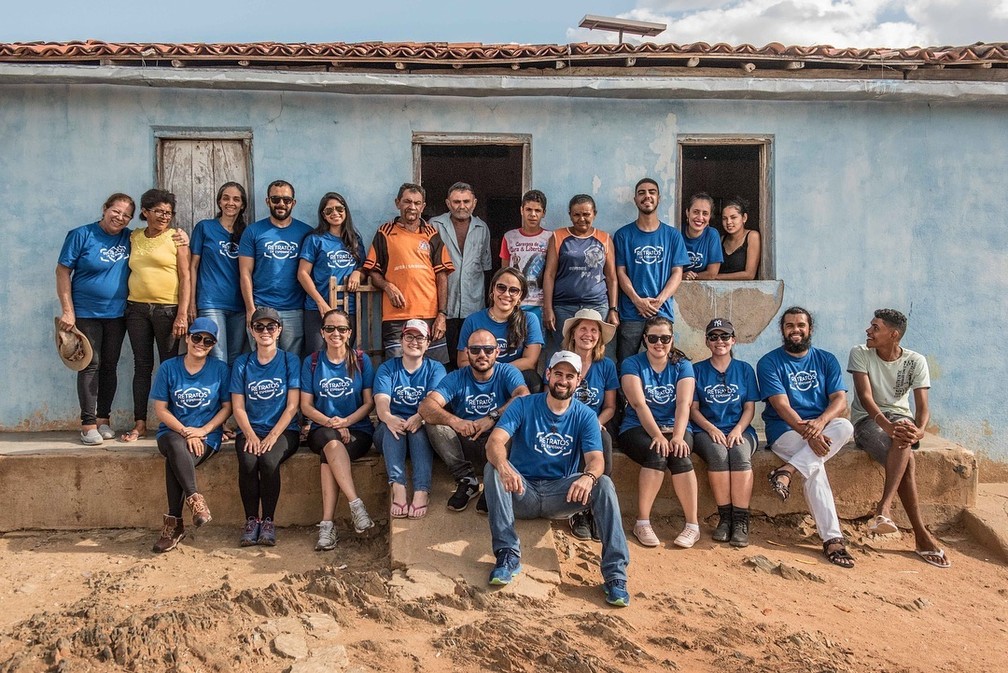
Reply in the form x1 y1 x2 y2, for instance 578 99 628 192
128 228 180 304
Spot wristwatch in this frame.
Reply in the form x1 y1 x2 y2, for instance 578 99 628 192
488 409 501 422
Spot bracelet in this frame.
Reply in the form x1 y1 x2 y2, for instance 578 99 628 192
580 471 598 487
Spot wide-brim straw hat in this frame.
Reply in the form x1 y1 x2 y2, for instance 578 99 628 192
561 308 616 345
54 317 93 372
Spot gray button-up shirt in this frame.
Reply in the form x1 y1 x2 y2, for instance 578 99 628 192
430 213 492 319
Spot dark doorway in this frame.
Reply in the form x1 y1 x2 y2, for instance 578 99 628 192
680 144 761 235
416 142 526 275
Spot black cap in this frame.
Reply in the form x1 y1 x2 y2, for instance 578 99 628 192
705 318 735 335
251 307 282 325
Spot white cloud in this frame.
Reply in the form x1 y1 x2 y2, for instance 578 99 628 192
567 0 1007 48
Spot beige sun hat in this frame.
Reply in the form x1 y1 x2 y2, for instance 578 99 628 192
561 308 616 345
54 318 93 372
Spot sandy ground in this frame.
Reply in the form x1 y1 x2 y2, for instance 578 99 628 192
0 512 1006 673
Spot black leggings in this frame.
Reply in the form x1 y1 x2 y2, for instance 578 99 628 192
235 429 300 520
157 432 215 517
618 426 695 475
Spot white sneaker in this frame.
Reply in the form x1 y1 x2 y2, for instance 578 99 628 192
673 526 701 548
80 428 103 446
351 505 375 534
97 424 116 440
315 521 338 551
633 522 660 547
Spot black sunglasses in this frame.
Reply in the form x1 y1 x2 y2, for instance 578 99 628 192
189 333 217 347
467 345 497 356
494 283 522 297
252 322 280 333
645 334 672 344
707 333 733 342
268 195 294 205
322 325 352 334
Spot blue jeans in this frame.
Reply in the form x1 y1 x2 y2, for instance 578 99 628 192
248 308 304 357
199 308 247 365
483 462 629 583
374 422 433 492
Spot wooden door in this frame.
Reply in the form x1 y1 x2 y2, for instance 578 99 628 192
157 137 253 234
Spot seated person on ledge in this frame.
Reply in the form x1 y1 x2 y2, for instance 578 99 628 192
482 350 631 607
847 308 950 569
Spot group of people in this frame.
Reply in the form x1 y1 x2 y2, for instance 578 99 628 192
54 176 946 612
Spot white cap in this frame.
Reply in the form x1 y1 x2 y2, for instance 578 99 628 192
547 350 582 374
402 319 430 338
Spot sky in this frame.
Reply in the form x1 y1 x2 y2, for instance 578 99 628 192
1 0 1005 49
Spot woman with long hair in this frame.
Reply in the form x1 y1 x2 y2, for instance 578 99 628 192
298 192 364 354
682 192 722 281
300 309 375 551
619 316 699 549
717 197 761 280
188 181 249 365
456 267 544 393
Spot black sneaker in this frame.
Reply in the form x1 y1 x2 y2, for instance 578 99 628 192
447 478 479 512
712 506 733 543
475 491 488 515
569 511 592 540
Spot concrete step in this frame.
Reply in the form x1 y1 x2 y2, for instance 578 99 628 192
962 482 1008 563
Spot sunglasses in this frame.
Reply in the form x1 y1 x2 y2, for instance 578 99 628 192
322 324 352 334
252 322 280 334
467 345 497 356
189 333 217 347
707 333 733 342
494 283 522 297
645 334 672 344
268 195 294 205
322 205 346 216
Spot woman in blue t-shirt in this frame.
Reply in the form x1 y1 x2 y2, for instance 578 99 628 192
560 308 618 540
300 309 375 551
689 318 760 548
297 192 365 354
230 307 302 547
149 317 232 553
682 192 723 281
374 320 446 520
56 193 136 446
457 267 543 393
619 316 699 549
188 182 249 366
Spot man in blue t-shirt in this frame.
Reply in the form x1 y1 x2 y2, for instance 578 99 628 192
757 306 855 568
238 180 313 357
419 328 529 513
482 351 630 607
613 178 689 365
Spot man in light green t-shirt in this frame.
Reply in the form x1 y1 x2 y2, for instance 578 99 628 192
847 308 950 568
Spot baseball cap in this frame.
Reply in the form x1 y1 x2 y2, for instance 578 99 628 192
188 316 220 338
402 319 430 338
547 350 582 374
705 318 735 336
251 307 282 325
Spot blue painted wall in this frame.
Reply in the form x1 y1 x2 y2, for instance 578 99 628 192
1 81 1004 460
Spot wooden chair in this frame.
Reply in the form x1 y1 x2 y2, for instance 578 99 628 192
329 278 384 365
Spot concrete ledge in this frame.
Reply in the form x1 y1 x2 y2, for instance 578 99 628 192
962 483 1008 563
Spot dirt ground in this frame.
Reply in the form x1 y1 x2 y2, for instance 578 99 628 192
0 512 1005 673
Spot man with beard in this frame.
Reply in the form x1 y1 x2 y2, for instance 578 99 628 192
430 182 492 370
238 180 313 356
364 183 454 363
757 306 856 568
613 178 689 366
419 329 529 512
482 350 630 607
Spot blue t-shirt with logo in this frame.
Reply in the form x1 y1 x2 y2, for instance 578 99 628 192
690 358 760 439
301 351 375 432
191 218 243 312
456 309 545 364
432 363 525 421
619 352 695 433
238 217 313 310
230 350 301 437
299 232 365 312
683 226 724 272
57 222 132 319
150 356 231 451
613 222 690 321
373 357 446 419
572 357 619 415
497 394 602 481
757 346 846 446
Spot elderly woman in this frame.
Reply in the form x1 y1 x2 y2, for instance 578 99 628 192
298 192 365 354
682 192 723 281
188 182 249 365
560 308 618 540
619 316 699 549
301 309 376 551
230 307 301 546
717 197 761 280
374 320 446 520
56 193 135 445
121 188 191 442
150 317 231 553
457 267 544 393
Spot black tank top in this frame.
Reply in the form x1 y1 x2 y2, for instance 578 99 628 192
720 231 750 274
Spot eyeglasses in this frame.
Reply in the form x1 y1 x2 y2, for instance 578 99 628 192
150 209 174 219
252 322 280 334
322 205 346 216
322 325 352 334
269 196 294 205
467 345 497 356
645 334 672 344
189 333 217 347
707 333 733 342
494 283 522 297
402 333 428 343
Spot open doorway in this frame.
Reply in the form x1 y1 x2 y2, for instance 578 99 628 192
412 133 531 275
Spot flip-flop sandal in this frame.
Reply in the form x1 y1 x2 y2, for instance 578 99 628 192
915 549 951 568
408 502 428 520
823 537 855 569
390 501 409 519
868 514 899 535
768 468 792 501
119 429 146 443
